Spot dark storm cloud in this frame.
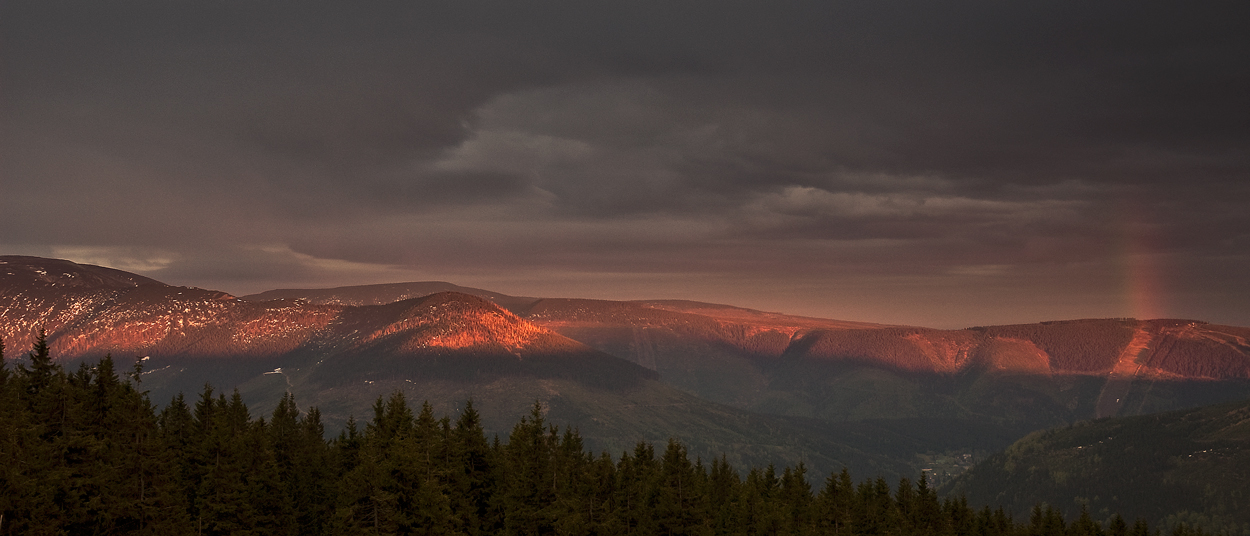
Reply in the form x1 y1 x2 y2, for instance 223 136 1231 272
2 0 1248 326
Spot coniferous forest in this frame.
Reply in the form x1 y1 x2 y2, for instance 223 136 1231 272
0 334 1220 536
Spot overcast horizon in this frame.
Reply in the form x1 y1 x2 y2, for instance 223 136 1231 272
3 1 1248 329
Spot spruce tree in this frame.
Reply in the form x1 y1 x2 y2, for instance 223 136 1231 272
296 406 334 536
707 455 742 533
913 471 943 536
654 438 700 535
449 399 496 535
22 329 55 397
503 401 557 535
780 462 814 534
1108 514 1129 536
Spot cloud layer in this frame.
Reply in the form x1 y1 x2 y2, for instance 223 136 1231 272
3 0 1248 327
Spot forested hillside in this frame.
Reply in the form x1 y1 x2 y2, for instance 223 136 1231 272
0 334 1212 536
946 399 1250 536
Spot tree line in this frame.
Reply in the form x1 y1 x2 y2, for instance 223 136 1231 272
0 333 1221 535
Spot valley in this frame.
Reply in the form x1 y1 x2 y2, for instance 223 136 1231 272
946 398 1250 534
4 255 1250 498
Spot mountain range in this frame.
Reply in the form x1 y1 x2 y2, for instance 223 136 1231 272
236 271 1250 435
3 254 1250 484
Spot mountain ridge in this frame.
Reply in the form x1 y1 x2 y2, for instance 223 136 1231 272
0 256 930 481
242 281 540 312
242 277 1250 381
210 266 1250 439
6 255 1250 483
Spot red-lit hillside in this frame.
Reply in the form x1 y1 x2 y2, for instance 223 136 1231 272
244 277 1250 430
322 292 606 360
516 299 1250 379
234 275 1250 381
6 256 1250 433
0 257 636 376
0 256 947 482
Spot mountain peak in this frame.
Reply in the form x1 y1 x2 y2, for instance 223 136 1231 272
0 255 164 291
359 291 552 353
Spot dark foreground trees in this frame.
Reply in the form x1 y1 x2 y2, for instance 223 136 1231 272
0 337 1218 535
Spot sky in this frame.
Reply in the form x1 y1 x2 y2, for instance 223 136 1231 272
2 1 1248 329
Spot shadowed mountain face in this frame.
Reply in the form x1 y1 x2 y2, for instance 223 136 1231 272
244 277 1250 431
0 256 672 425
5 256 1250 481
528 302 1250 380
945 399 1250 533
0 256 933 481
249 281 1250 380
